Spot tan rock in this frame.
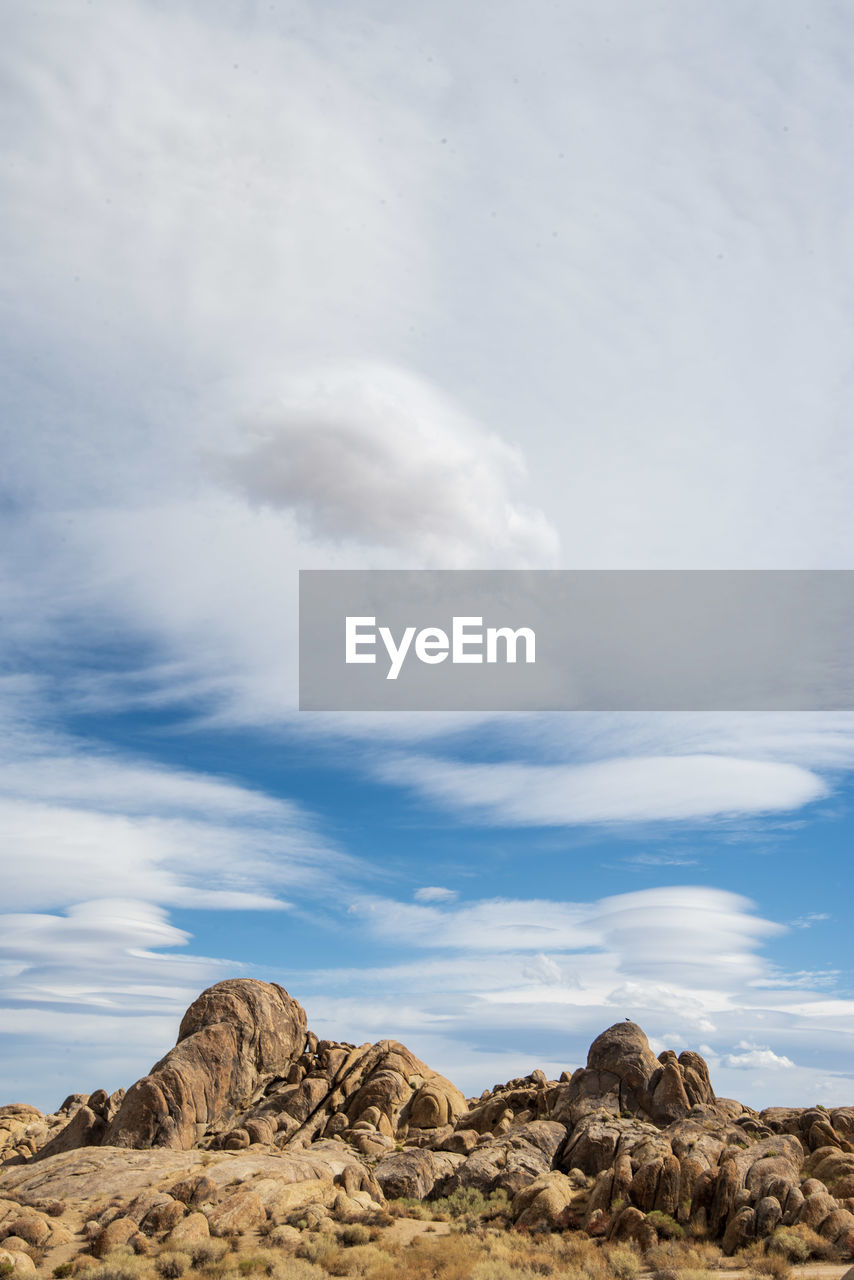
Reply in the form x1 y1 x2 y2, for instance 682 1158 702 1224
92 1215 138 1257
34 1106 106 1162
754 1195 782 1237
0 1249 36 1275
334 1164 384 1204
106 980 308 1150
588 1024 659 1096
126 1191 174 1224
164 1212 210 1247
438 1129 478 1156
710 1160 741 1237
585 1169 615 1223
677 1051 715 1106
650 1060 690 1124
244 1118 276 1146
208 1189 266 1236
374 1149 458 1200
818 1206 854 1244
798 1190 837 1231
629 1158 663 1213
512 1170 576 1229
140 1198 185 1234
168 1174 218 1206
268 1224 300 1246
1 1216 50 1248
608 1204 658 1249
722 1205 755 1255
654 1154 681 1216
442 1122 563 1198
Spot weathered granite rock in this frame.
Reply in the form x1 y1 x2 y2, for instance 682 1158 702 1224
208 1190 266 1236
441 1121 565 1197
164 1211 210 1248
512 1170 577 1229
373 1148 462 1200
106 980 308 1150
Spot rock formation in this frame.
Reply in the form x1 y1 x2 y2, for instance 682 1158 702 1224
2 978 853 1269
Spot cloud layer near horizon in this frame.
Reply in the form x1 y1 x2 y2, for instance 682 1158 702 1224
292 884 854 1107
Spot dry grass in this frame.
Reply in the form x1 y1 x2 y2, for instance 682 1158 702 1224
26 1192 850 1280
645 1237 723 1274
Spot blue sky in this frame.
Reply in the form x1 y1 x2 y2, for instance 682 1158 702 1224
2 0 854 1114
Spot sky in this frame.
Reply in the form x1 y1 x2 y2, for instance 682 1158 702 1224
1 0 854 1114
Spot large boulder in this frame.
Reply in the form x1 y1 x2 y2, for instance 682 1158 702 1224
512 1170 578 1229
106 980 308 1149
548 1024 710 1130
373 1148 462 1200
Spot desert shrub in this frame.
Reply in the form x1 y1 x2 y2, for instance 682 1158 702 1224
685 1214 712 1241
53 1265 75 1279
157 1254 190 1279
85 1255 150 1280
428 1187 510 1222
767 1223 833 1263
749 1254 792 1280
385 1199 431 1221
646 1211 684 1240
645 1237 721 1272
295 1233 341 1270
321 1243 395 1278
236 1252 277 1276
552 1232 611 1280
366 1234 482 1280
273 1263 328 1280
603 1242 642 1280
189 1241 230 1271
338 1225 371 1247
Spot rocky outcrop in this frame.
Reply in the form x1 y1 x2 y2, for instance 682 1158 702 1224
20 980 465 1157
2 986 854 1263
104 980 308 1149
547 1022 717 1130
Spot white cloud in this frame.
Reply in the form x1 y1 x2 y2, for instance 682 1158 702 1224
377 752 826 825
0 754 286 819
0 704 353 1106
721 1045 796 1071
414 886 458 903
287 886 854 1104
216 364 558 569
790 912 830 930
0 1 442 401
350 894 597 951
625 852 700 867
522 954 563 984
